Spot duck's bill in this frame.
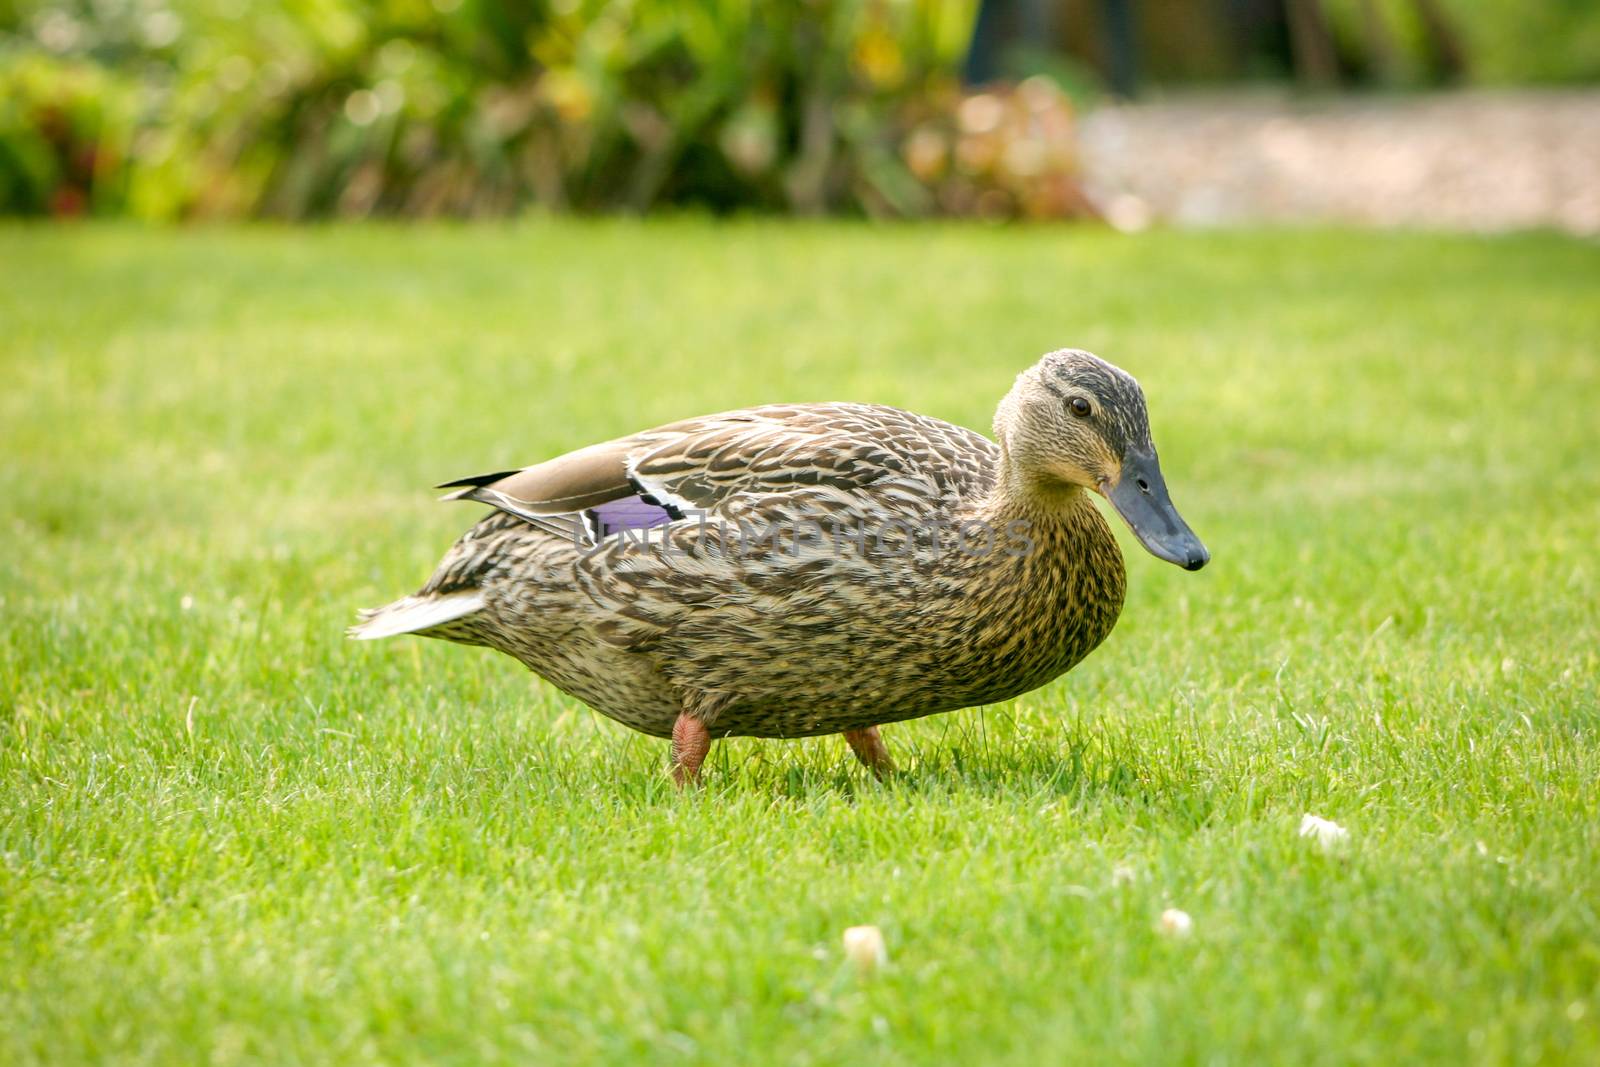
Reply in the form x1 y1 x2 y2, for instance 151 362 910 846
1101 452 1210 571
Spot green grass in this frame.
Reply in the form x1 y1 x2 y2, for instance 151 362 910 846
3 221 1599 1066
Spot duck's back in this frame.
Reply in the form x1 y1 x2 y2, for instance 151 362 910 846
420 401 1002 603
618 402 1002 520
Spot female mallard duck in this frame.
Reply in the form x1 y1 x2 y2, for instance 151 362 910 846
352 349 1207 783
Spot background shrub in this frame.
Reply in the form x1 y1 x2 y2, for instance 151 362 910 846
3 0 1071 220
3 0 1596 220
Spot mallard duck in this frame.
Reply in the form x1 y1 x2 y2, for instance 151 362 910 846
352 349 1207 783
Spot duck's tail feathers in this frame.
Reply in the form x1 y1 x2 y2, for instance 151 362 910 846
347 590 485 640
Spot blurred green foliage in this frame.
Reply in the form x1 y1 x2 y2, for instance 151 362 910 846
6 0 1086 219
1318 0 1600 87
1450 0 1600 84
2 1 1595 220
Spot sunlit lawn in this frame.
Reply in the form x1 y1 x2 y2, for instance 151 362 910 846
3 221 1598 1065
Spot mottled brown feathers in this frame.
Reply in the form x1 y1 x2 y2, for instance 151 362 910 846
355 350 1156 742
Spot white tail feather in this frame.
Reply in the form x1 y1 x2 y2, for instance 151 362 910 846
347 591 485 640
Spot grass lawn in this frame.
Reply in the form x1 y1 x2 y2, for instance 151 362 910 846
3 221 1599 1066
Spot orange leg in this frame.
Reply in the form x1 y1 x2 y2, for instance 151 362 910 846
843 726 894 780
671 713 712 787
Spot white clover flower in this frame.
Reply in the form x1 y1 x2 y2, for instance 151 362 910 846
1157 908 1193 937
842 925 888 973
1299 813 1349 850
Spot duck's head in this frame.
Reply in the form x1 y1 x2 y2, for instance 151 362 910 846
995 349 1209 571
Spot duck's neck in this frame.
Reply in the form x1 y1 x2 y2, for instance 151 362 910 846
972 446 1125 590
977 447 1096 531
930 444 1126 706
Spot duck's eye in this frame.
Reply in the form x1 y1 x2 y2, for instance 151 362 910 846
1068 396 1092 418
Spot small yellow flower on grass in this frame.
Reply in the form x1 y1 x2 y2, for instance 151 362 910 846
842 925 888 974
1157 908 1193 938
1299 813 1349 851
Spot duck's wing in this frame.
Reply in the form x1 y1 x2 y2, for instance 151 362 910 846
552 405 999 657
425 406 998 662
439 403 998 536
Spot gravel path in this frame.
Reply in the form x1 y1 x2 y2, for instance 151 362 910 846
1080 90 1600 234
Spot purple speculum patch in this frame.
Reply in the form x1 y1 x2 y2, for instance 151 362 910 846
587 495 676 538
